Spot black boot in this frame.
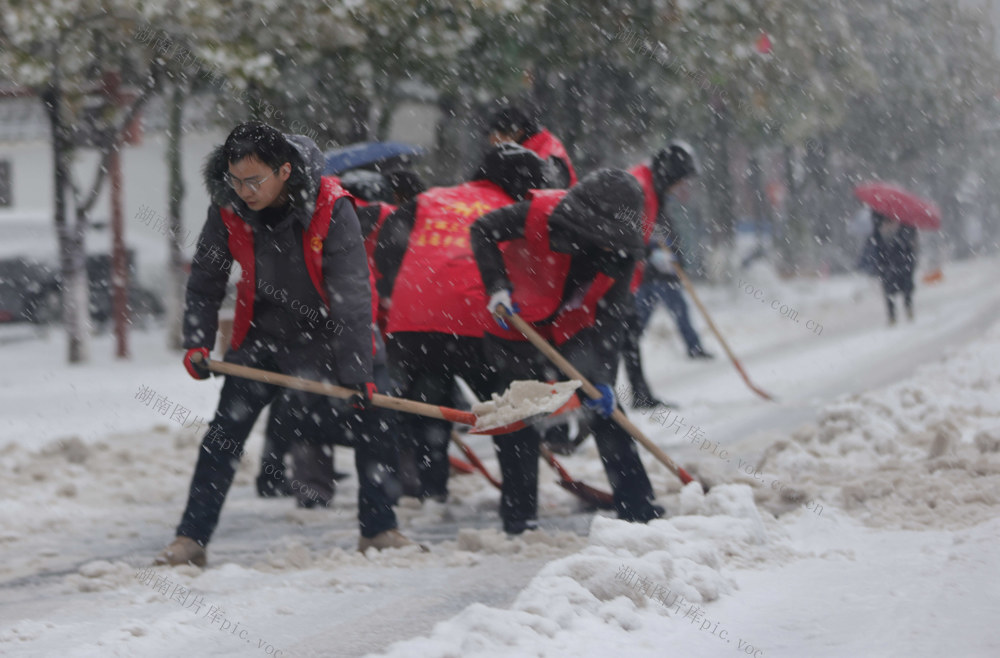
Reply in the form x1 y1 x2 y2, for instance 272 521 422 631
255 470 291 498
687 346 714 359
629 385 674 410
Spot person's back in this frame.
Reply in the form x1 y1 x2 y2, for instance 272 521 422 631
871 212 918 324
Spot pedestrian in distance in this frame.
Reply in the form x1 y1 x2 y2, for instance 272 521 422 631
868 210 918 325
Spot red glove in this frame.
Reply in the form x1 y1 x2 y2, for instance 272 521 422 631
351 382 378 411
183 348 211 380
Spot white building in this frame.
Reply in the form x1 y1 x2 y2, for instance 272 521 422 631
0 94 226 289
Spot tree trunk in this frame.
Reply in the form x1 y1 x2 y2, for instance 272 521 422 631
706 102 736 250
702 100 737 282
375 83 396 142
110 143 129 358
431 91 462 181
778 143 801 276
44 80 91 363
63 208 92 364
166 83 187 350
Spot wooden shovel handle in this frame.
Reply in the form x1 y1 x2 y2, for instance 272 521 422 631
496 308 696 486
669 257 776 402
195 355 478 426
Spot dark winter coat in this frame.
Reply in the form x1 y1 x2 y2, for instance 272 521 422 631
470 169 643 382
631 164 684 281
184 134 374 386
870 216 918 294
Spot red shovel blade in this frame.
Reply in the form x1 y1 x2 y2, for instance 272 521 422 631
558 479 616 510
448 455 476 475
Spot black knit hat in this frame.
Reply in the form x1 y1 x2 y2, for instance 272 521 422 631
385 168 426 204
486 104 540 141
472 143 547 201
339 169 391 203
652 139 700 193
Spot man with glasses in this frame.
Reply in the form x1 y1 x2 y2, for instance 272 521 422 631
155 122 416 566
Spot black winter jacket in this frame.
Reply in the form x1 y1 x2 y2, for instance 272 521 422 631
183 134 373 385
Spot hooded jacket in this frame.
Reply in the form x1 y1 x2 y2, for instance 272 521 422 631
183 134 374 385
522 128 578 187
470 169 643 348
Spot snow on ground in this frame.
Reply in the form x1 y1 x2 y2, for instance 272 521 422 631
374 260 1000 657
1 257 1000 657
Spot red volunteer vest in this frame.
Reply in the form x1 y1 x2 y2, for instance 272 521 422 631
628 164 660 292
363 202 396 336
495 189 616 345
363 202 397 273
522 129 579 185
387 181 515 337
218 176 357 350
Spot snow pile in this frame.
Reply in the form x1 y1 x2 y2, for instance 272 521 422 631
747 324 1000 530
472 380 581 432
0 426 203 584
375 484 779 657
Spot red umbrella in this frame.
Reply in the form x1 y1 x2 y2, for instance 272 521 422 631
854 181 941 230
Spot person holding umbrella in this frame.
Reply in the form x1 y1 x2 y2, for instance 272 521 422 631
868 212 918 325
854 181 940 326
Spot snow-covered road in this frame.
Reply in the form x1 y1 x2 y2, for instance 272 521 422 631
2 258 999 657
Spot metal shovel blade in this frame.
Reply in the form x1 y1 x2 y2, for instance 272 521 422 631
468 380 582 435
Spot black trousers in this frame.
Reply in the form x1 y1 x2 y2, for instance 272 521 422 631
387 332 496 499
259 362 400 509
882 280 914 322
620 304 654 398
175 348 399 544
482 332 658 530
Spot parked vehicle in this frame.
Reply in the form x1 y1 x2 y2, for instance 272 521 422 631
0 251 164 328
0 256 60 324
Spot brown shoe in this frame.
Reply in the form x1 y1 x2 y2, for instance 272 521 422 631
358 529 428 553
153 536 207 567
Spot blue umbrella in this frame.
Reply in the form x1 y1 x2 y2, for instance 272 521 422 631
323 141 424 175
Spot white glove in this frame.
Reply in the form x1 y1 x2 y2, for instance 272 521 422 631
649 248 676 273
488 289 513 317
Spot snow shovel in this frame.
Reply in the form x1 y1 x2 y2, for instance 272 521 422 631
451 432 615 509
448 454 477 475
539 443 616 510
450 431 502 489
494 307 698 487
448 432 614 509
669 259 777 402
191 354 578 435
449 383 615 509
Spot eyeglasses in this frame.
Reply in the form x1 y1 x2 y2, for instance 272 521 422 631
226 170 276 193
